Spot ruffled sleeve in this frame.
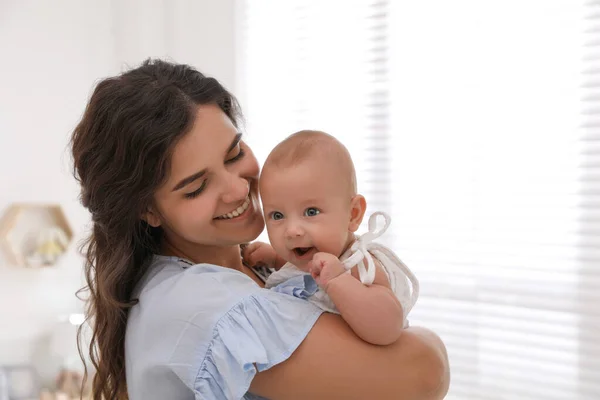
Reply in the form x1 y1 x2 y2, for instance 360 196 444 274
125 258 323 400
269 274 318 299
193 289 322 399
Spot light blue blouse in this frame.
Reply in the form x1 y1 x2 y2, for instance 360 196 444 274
125 255 324 400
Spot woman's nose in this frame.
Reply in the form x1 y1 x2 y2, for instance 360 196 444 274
221 174 249 204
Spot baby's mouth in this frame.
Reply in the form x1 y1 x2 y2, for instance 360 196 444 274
293 247 315 258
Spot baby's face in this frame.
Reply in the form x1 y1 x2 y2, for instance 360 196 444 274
259 161 354 270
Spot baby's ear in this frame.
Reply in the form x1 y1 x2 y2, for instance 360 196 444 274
348 194 367 232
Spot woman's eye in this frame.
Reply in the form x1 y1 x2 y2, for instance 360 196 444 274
304 207 320 217
271 211 284 220
185 180 207 199
225 145 246 164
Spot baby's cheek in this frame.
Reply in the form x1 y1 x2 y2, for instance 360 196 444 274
330 231 352 258
266 225 285 254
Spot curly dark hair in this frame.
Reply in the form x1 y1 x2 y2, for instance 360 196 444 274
70 59 241 399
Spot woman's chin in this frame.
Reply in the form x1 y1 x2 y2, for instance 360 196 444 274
233 211 265 244
245 213 265 242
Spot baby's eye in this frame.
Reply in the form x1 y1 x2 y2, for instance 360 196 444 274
304 207 320 217
271 211 284 220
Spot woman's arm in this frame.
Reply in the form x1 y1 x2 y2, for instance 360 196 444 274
250 313 449 400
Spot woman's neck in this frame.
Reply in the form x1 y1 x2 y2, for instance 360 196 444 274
161 238 244 271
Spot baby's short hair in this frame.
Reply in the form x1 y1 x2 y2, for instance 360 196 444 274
263 130 357 194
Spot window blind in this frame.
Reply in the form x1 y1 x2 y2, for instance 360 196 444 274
237 0 393 239
388 1 596 398
238 1 599 398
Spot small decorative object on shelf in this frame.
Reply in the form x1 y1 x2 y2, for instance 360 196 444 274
26 227 70 267
0 203 73 267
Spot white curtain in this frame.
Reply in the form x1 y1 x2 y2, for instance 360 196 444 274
238 0 598 399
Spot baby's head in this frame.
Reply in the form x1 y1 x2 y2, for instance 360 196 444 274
259 130 367 270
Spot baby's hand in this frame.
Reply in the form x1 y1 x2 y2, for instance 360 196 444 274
242 241 279 269
309 252 347 290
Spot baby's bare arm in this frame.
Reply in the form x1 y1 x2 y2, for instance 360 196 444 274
326 261 404 345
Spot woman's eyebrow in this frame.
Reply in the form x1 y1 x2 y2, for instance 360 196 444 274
172 169 207 191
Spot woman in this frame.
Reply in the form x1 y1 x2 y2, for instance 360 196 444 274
71 59 449 400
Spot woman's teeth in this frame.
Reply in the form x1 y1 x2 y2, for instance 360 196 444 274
216 196 251 220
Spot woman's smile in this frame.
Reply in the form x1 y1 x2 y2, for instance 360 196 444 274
215 195 252 220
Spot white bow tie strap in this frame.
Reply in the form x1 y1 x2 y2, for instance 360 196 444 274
341 211 391 285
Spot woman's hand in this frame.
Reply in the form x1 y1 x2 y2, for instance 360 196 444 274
250 313 450 400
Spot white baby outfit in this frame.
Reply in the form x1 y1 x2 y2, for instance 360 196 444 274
265 212 419 327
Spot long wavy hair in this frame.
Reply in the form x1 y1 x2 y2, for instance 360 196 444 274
70 59 241 400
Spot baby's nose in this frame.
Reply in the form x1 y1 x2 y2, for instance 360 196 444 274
284 222 305 238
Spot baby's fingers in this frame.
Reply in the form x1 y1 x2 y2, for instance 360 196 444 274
244 242 261 255
308 260 320 279
242 243 260 262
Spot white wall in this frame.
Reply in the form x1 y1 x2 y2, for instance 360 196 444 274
0 0 236 375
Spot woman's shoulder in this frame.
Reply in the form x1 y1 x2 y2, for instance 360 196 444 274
127 255 265 357
135 255 263 310
125 255 324 399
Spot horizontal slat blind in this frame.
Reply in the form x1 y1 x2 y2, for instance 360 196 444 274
389 1 598 399
239 0 598 398
580 1 600 398
238 0 393 238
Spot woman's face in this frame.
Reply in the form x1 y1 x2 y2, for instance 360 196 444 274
146 104 264 253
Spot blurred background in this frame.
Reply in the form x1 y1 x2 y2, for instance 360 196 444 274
0 0 597 399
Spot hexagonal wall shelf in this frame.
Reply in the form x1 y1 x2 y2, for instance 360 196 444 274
0 203 73 267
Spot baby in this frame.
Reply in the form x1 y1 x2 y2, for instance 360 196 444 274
243 130 419 345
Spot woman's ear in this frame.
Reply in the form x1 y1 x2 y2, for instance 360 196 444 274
348 194 367 232
143 206 162 228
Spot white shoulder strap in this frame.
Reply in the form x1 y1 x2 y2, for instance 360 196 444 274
341 211 391 285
